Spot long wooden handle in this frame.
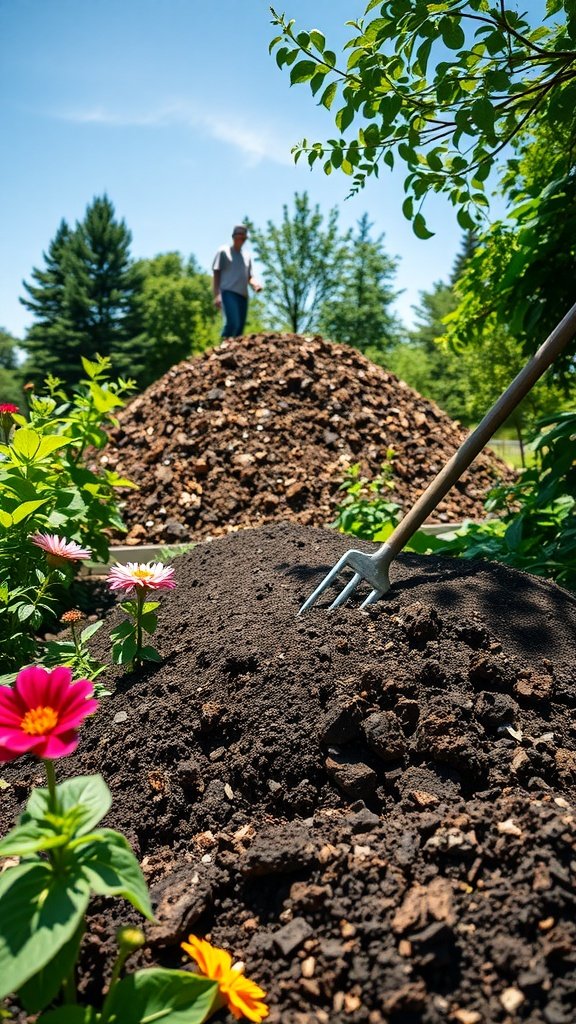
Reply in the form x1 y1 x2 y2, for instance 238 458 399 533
381 302 576 558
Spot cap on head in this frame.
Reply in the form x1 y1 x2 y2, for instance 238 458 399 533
232 224 248 237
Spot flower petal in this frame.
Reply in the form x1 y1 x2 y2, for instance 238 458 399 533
37 731 79 759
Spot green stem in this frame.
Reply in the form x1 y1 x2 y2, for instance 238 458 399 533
134 588 146 665
43 759 58 814
99 947 131 1024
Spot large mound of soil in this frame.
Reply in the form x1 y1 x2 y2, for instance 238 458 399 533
2 525 575 1023
102 334 512 544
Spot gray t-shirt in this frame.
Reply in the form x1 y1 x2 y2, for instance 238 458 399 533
212 245 252 297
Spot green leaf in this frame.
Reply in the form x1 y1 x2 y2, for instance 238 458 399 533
80 620 104 643
113 633 138 664
320 80 337 109
290 59 317 84
35 435 76 460
105 968 219 1024
309 29 325 52
440 16 465 49
10 498 48 525
139 646 162 662
39 1008 97 1023
140 611 158 633
77 828 154 919
11 427 41 460
23 775 112 836
0 819 68 857
0 862 90 999
413 213 435 239
19 921 85 1013
471 97 495 132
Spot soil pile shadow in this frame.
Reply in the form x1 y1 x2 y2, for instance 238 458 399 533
102 333 513 544
2 524 575 1023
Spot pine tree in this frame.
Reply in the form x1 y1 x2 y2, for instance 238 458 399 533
64 196 144 375
21 197 144 387
318 214 401 354
20 220 83 385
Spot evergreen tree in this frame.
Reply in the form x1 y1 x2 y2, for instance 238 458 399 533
450 230 479 285
21 197 144 387
65 196 144 374
318 214 402 354
20 220 82 385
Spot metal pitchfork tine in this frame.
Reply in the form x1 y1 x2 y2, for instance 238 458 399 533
300 301 576 614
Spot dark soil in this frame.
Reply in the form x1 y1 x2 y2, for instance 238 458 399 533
2 524 576 1024
101 334 513 545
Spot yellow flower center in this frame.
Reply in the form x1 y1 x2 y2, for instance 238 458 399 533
133 568 154 581
21 705 58 735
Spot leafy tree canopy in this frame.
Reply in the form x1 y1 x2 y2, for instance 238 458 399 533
270 1 576 235
247 191 350 333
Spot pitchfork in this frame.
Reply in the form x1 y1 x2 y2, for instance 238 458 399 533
300 302 576 613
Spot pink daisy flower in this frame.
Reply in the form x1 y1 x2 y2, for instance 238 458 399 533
0 665 98 763
31 532 92 562
106 561 176 593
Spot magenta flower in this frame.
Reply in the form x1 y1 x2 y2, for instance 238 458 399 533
106 562 176 593
0 403 19 415
31 532 92 564
0 665 98 762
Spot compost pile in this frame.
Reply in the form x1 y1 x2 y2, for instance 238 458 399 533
2 524 576 1024
102 334 512 544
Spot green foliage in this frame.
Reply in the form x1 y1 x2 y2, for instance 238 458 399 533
0 356 135 670
442 134 576 376
332 457 402 541
318 213 403 354
133 253 219 387
425 412 576 589
110 598 162 669
247 191 350 333
0 758 221 1023
333 413 576 590
270 2 576 233
0 773 152 1003
0 328 24 407
43 619 109 694
21 198 145 389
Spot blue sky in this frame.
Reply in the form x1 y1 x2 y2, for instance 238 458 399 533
2 0 490 341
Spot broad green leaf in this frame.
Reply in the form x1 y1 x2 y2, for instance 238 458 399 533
11 427 41 460
35 435 76 461
105 968 219 1024
77 829 154 919
0 861 90 998
140 611 158 633
140 646 162 662
113 634 138 664
24 775 112 836
290 59 317 84
10 498 48 525
39 1007 97 1023
309 29 325 52
0 819 68 857
413 213 435 239
80 620 104 643
320 80 337 109
19 921 84 1013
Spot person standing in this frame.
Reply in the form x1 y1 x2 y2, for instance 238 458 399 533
212 224 262 337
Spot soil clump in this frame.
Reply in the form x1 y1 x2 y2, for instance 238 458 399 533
102 334 512 544
2 524 575 1023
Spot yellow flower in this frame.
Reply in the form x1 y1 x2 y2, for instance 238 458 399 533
181 934 269 1022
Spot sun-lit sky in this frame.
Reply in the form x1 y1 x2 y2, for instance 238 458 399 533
1 0 508 341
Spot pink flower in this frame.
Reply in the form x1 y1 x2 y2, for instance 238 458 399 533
106 561 176 593
0 665 98 762
0 403 19 415
31 533 92 563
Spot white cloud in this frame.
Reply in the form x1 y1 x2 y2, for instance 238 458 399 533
54 100 294 166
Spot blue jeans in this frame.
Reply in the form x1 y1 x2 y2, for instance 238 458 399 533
221 290 248 337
